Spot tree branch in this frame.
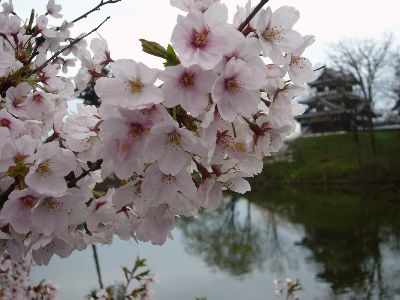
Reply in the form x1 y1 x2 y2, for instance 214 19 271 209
91 244 104 290
238 0 270 32
67 159 103 188
26 17 110 78
70 0 122 24
0 182 16 209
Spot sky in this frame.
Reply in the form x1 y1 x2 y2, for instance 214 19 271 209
13 0 400 69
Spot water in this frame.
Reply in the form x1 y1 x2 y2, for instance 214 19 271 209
31 186 400 300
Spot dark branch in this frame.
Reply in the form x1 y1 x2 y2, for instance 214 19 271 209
91 244 104 289
313 65 326 72
0 182 16 209
67 159 103 188
71 0 121 24
26 17 110 77
238 0 270 32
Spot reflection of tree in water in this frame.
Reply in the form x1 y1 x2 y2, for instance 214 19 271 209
259 204 300 275
178 195 267 278
249 186 400 299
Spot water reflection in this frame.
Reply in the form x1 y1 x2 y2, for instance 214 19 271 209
179 195 267 277
180 186 400 299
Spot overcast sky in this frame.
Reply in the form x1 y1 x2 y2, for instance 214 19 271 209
13 0 399 69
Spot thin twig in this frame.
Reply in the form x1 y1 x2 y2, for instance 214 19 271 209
238 0 270 32
26 17 110 78
67 159 103 188
71 0 121 24
91 244 104 289
0 182 16 209
313 65 326 72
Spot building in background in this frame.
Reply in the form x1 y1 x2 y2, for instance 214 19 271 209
296 68 373 134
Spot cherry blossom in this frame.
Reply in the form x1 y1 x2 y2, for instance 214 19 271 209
0 135 37 173
171 0 220 12
46 0 63 18
4 82 31 118
95 59 163 109
285 35 316 85
0 108 24 137
0 189 40 234
212 58 265 121
171 3 240 69
255 6 303 64
144 120 205 176
0 0 315 269
25 142 77 196
160 64 216 116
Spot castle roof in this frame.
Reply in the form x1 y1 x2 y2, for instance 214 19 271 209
308 68 358 88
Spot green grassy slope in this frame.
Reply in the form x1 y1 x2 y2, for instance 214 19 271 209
255 131 400 185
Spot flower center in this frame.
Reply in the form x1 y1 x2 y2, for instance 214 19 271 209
225 78 240 94
84 136 96 147
120 142 131 154
0 118 10 128
179 72 195 87
192 29 209 48
168 131 181 146
216 130 233 150
130 80 143 93
234 141 247 153
129 123 143 138
44 197 62 212
33 94 44 104
20 195 36 209
12 98 24 108
134 180 142 196
37 161 52 176
14 153 27 163
95 201 107 211
162 174 176 184
262 27 282 42
290 56 304 66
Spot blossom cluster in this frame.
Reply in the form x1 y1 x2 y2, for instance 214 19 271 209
0 251 59 299
274 278 302 300
0 0 314 266
89 257 156 300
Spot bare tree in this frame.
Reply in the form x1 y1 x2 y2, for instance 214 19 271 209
392 56 400 113
327 34 395 157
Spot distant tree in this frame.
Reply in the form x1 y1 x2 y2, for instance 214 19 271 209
392 57 400 114
78 68 110 107
79 81 101 107
327 34 395 157
179 197 267 277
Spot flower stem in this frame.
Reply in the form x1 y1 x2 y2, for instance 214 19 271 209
26 17 111 78
91 244 104 290
70 0 121 24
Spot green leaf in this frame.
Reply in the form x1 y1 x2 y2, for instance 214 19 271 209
122 266 130 281
139 39 180 67
139 39 168 59
135 257 146 267
164 44 180 67
135 270 150 279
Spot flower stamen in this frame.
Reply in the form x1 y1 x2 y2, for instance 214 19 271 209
180 72 195 87
130 80 143 93
0 118 10 128
168 131 181 146
20 195 36 209
37 161 52 176
225 78 240 94
192 29 209 48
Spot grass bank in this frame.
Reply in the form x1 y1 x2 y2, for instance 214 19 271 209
253 131 400 185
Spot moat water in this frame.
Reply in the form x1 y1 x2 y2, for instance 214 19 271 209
31 186 400 300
